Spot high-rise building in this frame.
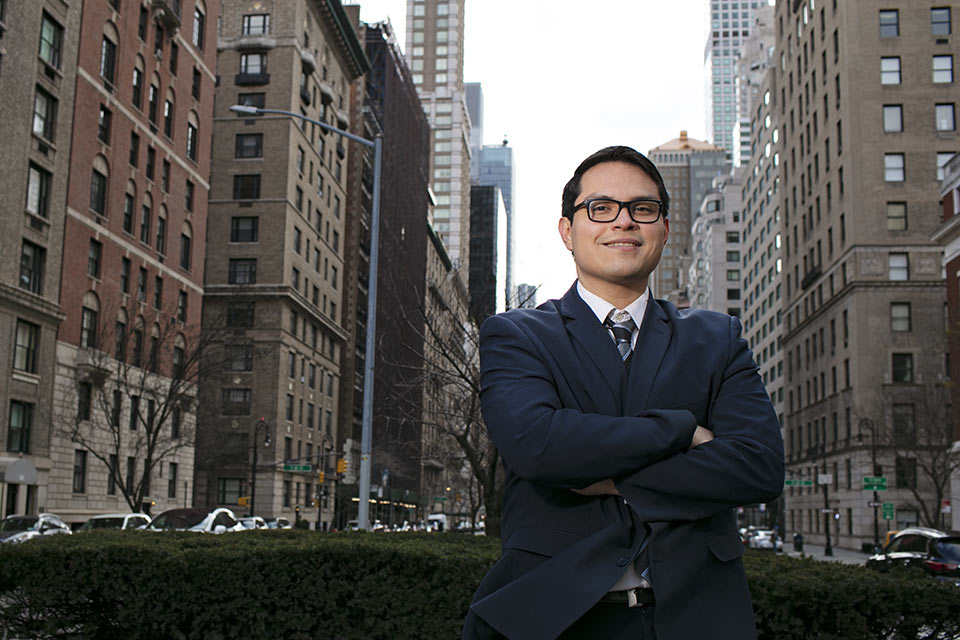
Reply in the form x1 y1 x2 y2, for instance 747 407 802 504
465 81 483 178
778 0 955 547
0 1 82 516
688 173 743 317
705 0 765 160
339 15 434 528
475 143 517 306
515 283 538 309
406 0 471 273
196 0 367 529
34 0 217 524
649 132 728 304
468 184 508 323
732 4 776 167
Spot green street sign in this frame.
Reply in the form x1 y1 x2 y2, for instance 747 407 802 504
863 484 888 491
863 476 887 485
784 480 814 486
882 503 894 520
434 496 448 501
283 464 312 472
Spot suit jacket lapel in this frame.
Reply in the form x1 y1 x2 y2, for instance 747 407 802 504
557 284 624 410
624 298 671 415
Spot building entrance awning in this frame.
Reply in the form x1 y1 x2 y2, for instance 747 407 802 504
0 457 39 485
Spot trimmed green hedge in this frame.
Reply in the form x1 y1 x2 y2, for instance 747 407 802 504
0 533 957 639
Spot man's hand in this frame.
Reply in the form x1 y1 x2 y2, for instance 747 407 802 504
690 425 714 449
571 479 620 496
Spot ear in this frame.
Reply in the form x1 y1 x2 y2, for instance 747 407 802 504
661 217 670 245
558 216 574 252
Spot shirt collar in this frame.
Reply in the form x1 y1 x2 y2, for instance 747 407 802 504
576 281 649 330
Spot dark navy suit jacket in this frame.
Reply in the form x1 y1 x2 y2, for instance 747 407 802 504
462 284 785 640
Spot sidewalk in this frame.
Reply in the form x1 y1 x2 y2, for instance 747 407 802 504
781 542 871 566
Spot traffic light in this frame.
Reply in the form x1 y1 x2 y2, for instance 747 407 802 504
238 496 250 507
317 471 325 484
336 458 348 474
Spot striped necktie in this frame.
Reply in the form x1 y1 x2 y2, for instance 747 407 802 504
604 309 636 362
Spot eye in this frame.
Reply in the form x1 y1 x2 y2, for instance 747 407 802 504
631 201 659 215
589 200 616 214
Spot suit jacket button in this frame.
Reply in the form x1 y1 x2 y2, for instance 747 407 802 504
617 556 629 566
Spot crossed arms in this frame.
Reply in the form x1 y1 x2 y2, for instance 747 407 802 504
479 312 784 522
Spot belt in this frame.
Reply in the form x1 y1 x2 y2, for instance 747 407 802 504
598 587 655 608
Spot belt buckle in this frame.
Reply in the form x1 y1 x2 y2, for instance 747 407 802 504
627 588 642 608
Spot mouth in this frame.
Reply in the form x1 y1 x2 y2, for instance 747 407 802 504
603 240 641 248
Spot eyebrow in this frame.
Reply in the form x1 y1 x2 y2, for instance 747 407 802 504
580 193 659 201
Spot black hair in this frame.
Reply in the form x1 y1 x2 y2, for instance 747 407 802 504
561 146 670 220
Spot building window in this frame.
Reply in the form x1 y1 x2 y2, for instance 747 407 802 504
80 306 98 349
120 257 131 293
884 153 905 181
98 105 113 144
932 7 952 36
100 36 117 85
107 453 118 495
123 192 135 233
879 9 899 37
226 344 253 371
934 55 954 83
73 450 87 493
156 213 167 254
228 259 257 284
177 291 188 322
87 240 102 278
892 354 914 383
233 174 261 199
886 202 906 231
180 231 192 270
238 92 265 110
90 170 108 215
33 87 58 142
235 133 262 158
889 252 909 280
186 123 198 160
172 345 184 379
171 407 181 439
169 42 179 74
7 401 33 453
230 216 259 242
39 13 64 69
154 275 163 309
167 462 178 498
161 159 170 193
26 163 52 218
226 303 255 328
938 152 956 180
891 302 911 331
217 478 246 505
140 203 151 244
163 100 174 138
242 14 270 35
193 7 205 49
137 267 147 302
192 67 201 100
146 146 156 180
185 180 195 212
881 57 901 85
883 105 902 133
895 457 917 489
77 382 92 421
129 131 140 166
14 320 40 373
240 53 266 74
19 240 45 294
221 388 251 416
936 103 956 131
132 65 145 108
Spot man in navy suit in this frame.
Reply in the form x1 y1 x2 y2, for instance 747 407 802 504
462 146 785 639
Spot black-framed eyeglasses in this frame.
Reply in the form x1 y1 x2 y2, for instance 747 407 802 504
572 198 664 224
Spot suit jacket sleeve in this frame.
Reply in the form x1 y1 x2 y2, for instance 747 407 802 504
479 312 698 488
616 315 785 521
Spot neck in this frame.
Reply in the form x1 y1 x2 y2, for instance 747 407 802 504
578 276 646 310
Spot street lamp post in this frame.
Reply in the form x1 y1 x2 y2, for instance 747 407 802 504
230 105 382 531
250 417 271 518
858 418 881 552
820 443 833 556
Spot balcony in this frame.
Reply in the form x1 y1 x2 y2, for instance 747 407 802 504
301 49 317 72
319 81 335 105
235 72 270 86
335 108 350 129
151 0 181 32
300 85 311 105
800 264 821 290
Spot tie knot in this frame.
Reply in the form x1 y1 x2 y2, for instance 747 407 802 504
604 310 635 362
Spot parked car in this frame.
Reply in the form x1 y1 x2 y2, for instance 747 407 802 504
0 513 72 544
746 529 783 551
145 508 244 533
264 517 292 530
866 527 960 584
238 516 268 530
79 513 152 531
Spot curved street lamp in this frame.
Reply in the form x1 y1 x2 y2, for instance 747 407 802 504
250 417 271 518
230 105 382 531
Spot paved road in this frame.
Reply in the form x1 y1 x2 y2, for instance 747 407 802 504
781 542 871 565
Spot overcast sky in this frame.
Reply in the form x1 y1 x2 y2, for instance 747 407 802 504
350 0 710 302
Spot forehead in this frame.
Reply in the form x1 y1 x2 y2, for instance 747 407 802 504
579 162 658 197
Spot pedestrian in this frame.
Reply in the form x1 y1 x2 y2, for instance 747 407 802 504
461 146 785 639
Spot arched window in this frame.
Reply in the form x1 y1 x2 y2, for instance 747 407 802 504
123 180 137 234
132 316 145 367
80 291 100 349
101 22 119 85
179 220 193 270
140 192 153 244
193 0 206 50
148 323 161 373
163 88 176 138
186 110 199 161
132 55 145 109
148 73 161 124
115 308 129 360
90 154 109 217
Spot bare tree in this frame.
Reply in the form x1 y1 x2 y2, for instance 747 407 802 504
864 380 958 529
60 299 225 513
